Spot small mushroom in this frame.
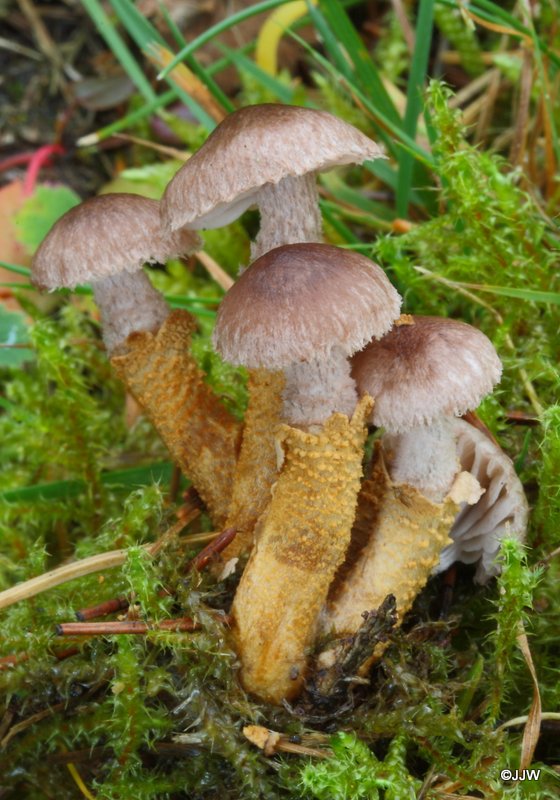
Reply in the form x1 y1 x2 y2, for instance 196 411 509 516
213 243 401 703
352 315 502 501
31 193 240 525
322 316 502 639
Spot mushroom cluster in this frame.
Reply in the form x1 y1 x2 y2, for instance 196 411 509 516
32 103 528 706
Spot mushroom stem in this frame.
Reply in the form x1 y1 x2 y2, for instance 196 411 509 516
220 351 358 566
383 416 460 503
251 173 322 261
220 370 286 565
231 396 372 704
92 271 169 355
321 446 462 646
282 347 358 427
111 310 242 526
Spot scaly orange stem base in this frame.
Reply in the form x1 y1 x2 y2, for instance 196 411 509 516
232 396 373 704
220 369 285 566
111 310 241 526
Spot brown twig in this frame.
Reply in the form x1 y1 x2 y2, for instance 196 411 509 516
147 43 227 123
1 702 66 749
0 511 197 612
538 544 560 568
73 522 232 622
168 464 182 504
504 410 540 426
389 0 415 51
0 647 80 672
461 410 499 445
474 62 503 144
17 0 76 95
56 617 198 636
75 596 130 622
195 251 234 290
112 133 189 161
244 725 332 759
186 528 237 572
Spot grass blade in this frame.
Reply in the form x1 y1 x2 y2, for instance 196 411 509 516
290 30 434 167
156 1 234 113
317 0 402 127
396 0 436 216
437 0 560 67
158 0 290 79
0 462 180 503
0 262 218 317
80 0 157 103
461 285 560 305
217 44 295 103
0 261 31 278
320 204 360 244
77 89 178 147
109 0 216 129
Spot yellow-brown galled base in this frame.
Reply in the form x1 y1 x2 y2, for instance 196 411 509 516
323 448 468 640
231 396 373 704
111 310 241 527
221 369 285 564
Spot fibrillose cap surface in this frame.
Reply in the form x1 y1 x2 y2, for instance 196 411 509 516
213 243 401 369
351 316 502 432
161 104 385 231
32 193 202 290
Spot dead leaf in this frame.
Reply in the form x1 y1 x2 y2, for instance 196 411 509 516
517 621 542 769
0 180 33 311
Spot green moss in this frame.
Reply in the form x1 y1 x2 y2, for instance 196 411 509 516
300 732 419 799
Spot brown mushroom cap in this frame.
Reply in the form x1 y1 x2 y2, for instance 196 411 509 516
213 243 401 370
32 193 201 290
161 104 385 231
351 316 502 432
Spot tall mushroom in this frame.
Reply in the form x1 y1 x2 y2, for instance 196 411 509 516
31 193 241 525
323 315 502 640
162 104 386 558
213 243 401 703
161 103 385 260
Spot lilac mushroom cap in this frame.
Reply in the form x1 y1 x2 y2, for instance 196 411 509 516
213 243 401 425
32 193 200 290
351 316 502 501
214 243 401 368
161 104 386 260
162 104 385 231
351 316 502 432
31 193 201 353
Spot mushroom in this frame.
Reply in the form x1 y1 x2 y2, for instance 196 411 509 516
435 417 528 583
322 315 502 640
161 104 386 556
161 103 385 261
213 243 401 702
31 193 241 525
32 193 194 355
352 315 503 501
